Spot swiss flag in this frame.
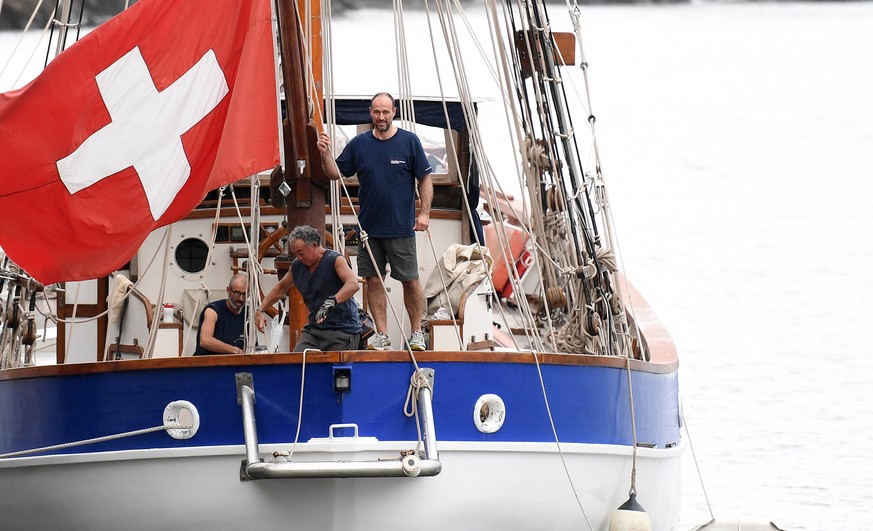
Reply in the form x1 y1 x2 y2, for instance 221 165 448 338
0 0 280 284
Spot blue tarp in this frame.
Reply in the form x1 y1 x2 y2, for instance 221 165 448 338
331 98 473 131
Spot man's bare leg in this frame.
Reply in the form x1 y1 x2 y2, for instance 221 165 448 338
401 278 424 332
366 276 389 334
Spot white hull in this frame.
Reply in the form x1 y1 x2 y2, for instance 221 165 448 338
0 441 683 530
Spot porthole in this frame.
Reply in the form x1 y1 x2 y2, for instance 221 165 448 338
174 237 209 274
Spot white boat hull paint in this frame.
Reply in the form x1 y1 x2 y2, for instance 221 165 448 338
0 440 683 530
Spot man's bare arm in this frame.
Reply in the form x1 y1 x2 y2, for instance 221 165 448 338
199 308 243 354
316 132 342 181
415 174 433 231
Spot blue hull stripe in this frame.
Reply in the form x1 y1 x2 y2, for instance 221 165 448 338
0 361 680 455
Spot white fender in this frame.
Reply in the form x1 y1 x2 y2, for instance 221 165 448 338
163 400 200 440
473 393 506 434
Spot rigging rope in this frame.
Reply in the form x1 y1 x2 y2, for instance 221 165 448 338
415 0 545 353
683 410 716 523
0 0 47 82
179 186 228 356
144 224 173 358
43 226 170 329
282 0 418 369
624 356 639 497
285 348 311 459
531 350 594 530
319 0 347 257
0 422 192 459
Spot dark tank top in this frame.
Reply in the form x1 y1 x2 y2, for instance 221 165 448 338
292 249 361 333
193 299 246 355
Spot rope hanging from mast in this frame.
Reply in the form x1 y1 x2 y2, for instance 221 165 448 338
492 0 639 358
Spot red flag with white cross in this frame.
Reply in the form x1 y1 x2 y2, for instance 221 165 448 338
0 0 279 284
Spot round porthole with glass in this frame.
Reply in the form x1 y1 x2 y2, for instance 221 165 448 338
173 237 210 277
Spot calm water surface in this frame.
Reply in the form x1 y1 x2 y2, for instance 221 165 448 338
575 4 873 530
2 3 871 530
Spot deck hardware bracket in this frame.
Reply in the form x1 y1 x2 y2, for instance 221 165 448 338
235 372 253 406
278 181 291 197
421 367 435 391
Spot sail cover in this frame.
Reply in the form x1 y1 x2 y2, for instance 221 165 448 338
332 98 474 132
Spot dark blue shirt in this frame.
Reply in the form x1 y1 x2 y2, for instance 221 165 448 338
292 249 361 334
193 300 246 355
335 128 432 238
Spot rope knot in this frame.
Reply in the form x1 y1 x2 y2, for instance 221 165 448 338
403 368 432 418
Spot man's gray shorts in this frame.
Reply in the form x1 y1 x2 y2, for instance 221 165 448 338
294 328 360 352
357 236 419 281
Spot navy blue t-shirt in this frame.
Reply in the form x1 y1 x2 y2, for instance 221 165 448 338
335 128 432 238
292 250 362 334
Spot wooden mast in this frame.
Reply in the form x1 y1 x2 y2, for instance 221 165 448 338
275 0 327 347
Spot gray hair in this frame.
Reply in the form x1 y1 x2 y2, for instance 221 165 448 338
288 225 322 246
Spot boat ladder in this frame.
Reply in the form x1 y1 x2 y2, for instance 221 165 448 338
236 371 442 480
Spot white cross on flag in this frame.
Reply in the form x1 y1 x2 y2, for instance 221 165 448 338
0 0 279 283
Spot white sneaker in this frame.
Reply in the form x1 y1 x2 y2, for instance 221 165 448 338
367 332 391 350
407 330 426 351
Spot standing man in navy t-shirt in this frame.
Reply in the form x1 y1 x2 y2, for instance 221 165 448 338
317 92 433 351
194 273 248 355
